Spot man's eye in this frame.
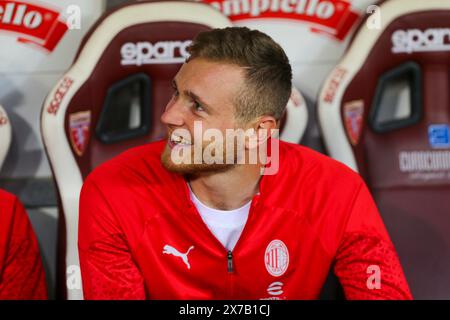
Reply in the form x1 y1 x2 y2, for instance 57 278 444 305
194 102 204 112
172 89 179 97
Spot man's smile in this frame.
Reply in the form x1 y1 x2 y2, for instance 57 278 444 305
168 133 193 149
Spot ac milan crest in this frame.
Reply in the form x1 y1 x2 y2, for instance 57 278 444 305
69 111 91 156
343 100 364 146
265 240 289 277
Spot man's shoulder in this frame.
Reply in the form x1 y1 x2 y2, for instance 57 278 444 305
275 143 367 240
0 188 16 205
280 141 359 176
278 140 363 189
85 140 168 187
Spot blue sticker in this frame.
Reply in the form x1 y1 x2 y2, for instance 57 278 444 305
428 124 450 149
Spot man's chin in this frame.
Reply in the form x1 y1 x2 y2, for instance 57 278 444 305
160 148 234 175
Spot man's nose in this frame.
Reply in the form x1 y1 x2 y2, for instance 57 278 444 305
160 99 184 127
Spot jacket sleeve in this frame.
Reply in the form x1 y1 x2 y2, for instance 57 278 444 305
333 181 413 300
78 178 146 300
0 196 47 299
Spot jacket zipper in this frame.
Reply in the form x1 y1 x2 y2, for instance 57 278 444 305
227 251 233 273
227 250 234 298
225 197 260 297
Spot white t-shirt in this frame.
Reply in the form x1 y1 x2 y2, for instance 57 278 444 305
189 187 251 251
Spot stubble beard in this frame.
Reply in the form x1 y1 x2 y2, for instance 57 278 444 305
160 141 237 175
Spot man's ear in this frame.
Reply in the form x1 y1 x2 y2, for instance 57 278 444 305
245 116 278 149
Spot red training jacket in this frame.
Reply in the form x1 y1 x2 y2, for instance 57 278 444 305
0 189 47 299
79 140 412 300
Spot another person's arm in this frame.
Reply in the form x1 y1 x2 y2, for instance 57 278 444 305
0 193 47 299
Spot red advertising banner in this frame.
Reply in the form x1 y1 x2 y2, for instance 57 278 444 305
0 0 68 51
201 0 360 41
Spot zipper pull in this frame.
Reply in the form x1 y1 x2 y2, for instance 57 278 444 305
227 251 234 273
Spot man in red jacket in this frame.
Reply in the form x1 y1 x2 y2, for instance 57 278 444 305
0 189 47 299
79 27 411 300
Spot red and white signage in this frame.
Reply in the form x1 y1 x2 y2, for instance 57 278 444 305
322 66 347 103
203 0 360 41
0 0 68 51
46 76 73 115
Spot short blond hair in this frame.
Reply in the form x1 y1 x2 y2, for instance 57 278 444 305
187 27 292 123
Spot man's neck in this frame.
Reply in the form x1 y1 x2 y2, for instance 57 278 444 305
187 164 262 211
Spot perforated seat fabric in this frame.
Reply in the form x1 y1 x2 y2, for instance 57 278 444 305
41 0 232 300
0 105 11 170
318 0 450 299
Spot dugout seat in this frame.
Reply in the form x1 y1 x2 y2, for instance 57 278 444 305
318 0 450 299
41 0 309 300
40 0 233 300
0 105 11 170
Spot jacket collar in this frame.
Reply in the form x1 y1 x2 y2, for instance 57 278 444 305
170 138 284 210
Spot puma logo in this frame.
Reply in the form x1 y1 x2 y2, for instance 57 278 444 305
163 244 194 269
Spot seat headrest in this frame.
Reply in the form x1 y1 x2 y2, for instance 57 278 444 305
319 0 450 189
280 86 308 144
42 0 232 180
